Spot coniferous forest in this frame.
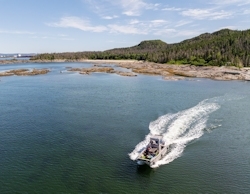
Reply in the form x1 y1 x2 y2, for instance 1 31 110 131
31 29 250 67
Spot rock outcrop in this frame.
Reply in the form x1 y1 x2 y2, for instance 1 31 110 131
69 67 137 77
114 62 250 81
0 68 50 76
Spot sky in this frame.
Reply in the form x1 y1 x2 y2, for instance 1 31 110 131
0 0 250 53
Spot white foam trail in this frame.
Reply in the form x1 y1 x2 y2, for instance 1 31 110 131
149 113 178 135
129 99 220 167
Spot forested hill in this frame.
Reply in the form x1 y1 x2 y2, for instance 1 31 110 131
31 29 250 67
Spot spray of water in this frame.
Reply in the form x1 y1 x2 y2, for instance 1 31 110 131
129 99 220 168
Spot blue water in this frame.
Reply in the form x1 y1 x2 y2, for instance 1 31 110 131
0 62 250 193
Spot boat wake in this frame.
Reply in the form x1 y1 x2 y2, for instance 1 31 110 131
129 98 221 168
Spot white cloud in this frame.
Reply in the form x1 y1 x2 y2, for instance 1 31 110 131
149 20 168 28
129 19 140 25
181 9 233 20
162 7 183 11
243 9 250 14
47 16 107 32
115 0 158 16
48 16 148 35
151 19 167 24
108 24 147 34
210 0 250 6
61 38 75 41
109 19 170 35
0 30 35 35
131 19 168 27
154 28 203 40
240 20 250 23
154 28 176 36
48 16 152 35
175 20 193 27
82 0 106 15
83 0 158 17
102 15 118 20
47 15 171 36
175 30 203 38
58 34 68 37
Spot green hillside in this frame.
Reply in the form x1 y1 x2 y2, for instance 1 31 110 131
169 29 250 66
31 29 250 67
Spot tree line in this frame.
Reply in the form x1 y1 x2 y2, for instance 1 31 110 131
31 29 250 67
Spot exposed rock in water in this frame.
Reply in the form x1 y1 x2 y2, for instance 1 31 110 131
0 59 29 64
0 72 14 76
163 76 186 81
69 67 115 74
115 71 137 77
0 68 50 76
69 66 138 77
79 71 90 75
69 66 137 77
132 68 164 75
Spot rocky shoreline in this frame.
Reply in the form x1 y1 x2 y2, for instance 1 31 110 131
1 59 250 81
81 59 250 81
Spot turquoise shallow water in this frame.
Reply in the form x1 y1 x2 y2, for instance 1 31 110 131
0 62 250 193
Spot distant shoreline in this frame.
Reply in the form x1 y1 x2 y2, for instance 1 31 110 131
1 59 250 81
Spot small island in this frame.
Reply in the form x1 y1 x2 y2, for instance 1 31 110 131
68 66 137 77
0 68 50 76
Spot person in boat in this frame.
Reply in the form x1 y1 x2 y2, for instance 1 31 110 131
151 139 158 146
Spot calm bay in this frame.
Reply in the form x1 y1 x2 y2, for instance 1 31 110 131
0 62 250 193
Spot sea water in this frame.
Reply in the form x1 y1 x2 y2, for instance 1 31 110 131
0 62 250 193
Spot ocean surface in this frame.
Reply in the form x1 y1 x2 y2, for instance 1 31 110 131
0 62 250 194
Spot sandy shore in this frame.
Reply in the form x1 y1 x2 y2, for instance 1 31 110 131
1 59 250 81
